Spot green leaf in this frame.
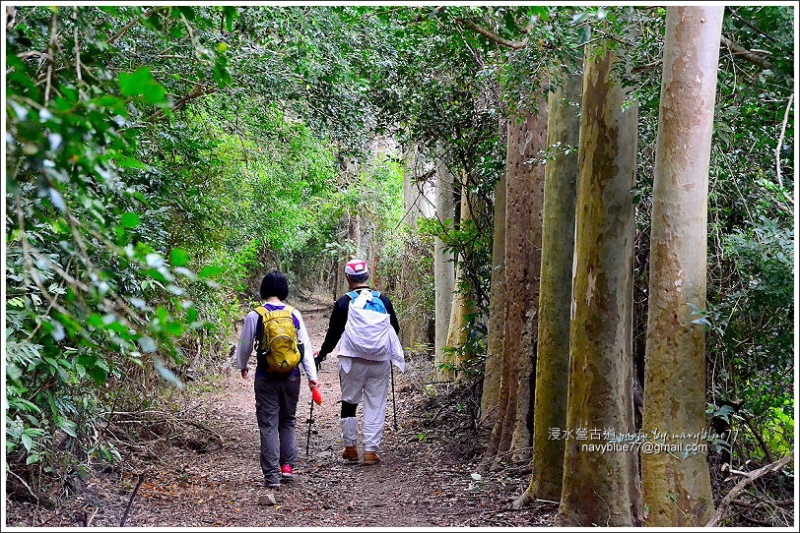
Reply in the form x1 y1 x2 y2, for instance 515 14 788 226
117 157 150 170
170 248 190 267
165 321 184 336
198 265 226 278
120 212 141 228
118 67 167 105
87 366 108 386
213 56 232 88
7 363 23 381
58 419 78 438
21 433 33 452
222 6 239 32
7 297 26 308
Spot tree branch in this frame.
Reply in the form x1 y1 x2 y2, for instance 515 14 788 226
459 19 529 50
44 12 58 105
741 410 775 464
728 8 779 43
720 35 774 70
774 92 793 193
107 6 164 45
145 83 217 123
705 453 793 527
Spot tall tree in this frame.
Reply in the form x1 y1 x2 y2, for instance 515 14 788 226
434 152 456 379
641 6 724 526
445 182 477 381
484 106 547 461
508 92 547 460
556 46 640 526
480 169 506 423
398 143 435 347
516 71 582 506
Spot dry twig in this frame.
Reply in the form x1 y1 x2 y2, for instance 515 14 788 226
705 453 793 527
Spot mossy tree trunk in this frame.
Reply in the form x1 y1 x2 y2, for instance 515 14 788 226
516 71 582 506
641 6 723 526
556 46 640 527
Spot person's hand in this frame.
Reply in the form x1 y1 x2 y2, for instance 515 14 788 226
314 351 325 371
308 380 318 390
240 368 249 380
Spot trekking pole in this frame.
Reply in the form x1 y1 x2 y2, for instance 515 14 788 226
305 398 314 456
390 364 398 431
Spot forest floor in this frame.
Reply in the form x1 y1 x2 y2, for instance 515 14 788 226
5 302 557 529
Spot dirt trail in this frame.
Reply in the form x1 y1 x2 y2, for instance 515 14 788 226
6 303 555 528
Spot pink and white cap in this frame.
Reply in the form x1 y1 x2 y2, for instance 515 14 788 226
344 259 369 276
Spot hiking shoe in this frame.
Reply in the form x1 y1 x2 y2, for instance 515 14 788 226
342 446 359 462
265 480 280 490
280 464 293 478
362 451 380 465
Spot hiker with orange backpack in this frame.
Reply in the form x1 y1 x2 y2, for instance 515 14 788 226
315 259 404 465
236 270 318 489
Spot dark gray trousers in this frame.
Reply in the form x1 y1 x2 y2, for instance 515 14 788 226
254 373 300 484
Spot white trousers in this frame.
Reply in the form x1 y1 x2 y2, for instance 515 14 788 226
339 358 390 452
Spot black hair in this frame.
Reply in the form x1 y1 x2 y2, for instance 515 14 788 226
260 270 289 300
347 272 370 284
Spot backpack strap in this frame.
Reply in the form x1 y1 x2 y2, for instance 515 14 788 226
255 304 295 317
253 305 297 344
348 289 378 300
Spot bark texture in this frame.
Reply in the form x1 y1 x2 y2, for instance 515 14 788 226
445 182 476 382
485 109 546 461
434 154 456 380
480 170 506 424
556 47 640 527
521 72 582 504
641 6 723 526
508 94 548 461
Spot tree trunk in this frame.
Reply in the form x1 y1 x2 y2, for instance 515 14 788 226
400 143 435 347
480 169 506 424
517 71 582 505
434 152 456 380
485 109 545 461
641 6 723 526
508 93 548 461
445 182 476 381
556 47 640 527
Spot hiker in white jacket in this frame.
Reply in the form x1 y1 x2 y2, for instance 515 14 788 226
315 259 404 465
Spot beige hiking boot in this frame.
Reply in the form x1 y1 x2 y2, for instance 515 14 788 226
362 451 380 465
342 446 359 462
